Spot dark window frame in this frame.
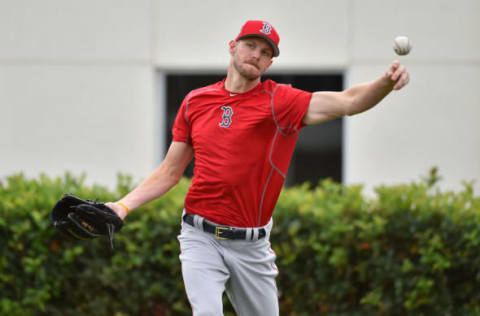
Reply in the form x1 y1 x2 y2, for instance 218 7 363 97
165 73 343 186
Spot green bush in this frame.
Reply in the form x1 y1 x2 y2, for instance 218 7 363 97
1 169 479 315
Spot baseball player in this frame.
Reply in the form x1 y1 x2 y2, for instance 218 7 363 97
106 20 410 315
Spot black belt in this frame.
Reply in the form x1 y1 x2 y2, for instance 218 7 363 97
183 214 266 240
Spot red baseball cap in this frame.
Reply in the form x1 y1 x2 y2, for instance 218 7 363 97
235 20 280 57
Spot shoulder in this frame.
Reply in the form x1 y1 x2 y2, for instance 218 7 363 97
185 81 223 103
261 79 297 96
261 79 279 94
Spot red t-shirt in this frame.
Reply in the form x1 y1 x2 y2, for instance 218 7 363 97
172 79 312 227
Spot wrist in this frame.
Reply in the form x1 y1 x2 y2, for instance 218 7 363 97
105 202 128 220
116 202 131 220
116 202 130 214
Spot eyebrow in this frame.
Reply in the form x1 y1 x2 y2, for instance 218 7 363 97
244 38 273 55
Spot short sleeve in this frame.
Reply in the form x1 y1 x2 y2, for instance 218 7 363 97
272 84 312 133
172 96 192 145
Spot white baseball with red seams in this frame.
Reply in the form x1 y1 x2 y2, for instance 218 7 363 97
393 36 412 55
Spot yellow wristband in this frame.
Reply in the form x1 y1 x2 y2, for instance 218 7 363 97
116 202 130 214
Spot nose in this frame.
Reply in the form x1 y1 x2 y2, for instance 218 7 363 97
251 48 261 60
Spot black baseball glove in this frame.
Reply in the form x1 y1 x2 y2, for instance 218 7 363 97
50 194 123 249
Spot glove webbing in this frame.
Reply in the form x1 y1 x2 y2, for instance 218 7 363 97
106 223 115 249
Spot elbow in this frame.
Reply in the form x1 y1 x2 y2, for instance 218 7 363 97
172 174 183 186
344 95 358 117
344 106 354 117
331 89 355 117
166 172 182 189
156 163 183 190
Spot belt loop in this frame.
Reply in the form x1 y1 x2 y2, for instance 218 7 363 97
245 228 252 240
193 215 204 230
252 228 259 241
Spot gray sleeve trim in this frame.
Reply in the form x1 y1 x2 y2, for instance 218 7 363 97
184 97 190 125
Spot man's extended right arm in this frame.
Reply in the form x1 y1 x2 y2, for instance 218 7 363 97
107 141 194 219
302 60 409 126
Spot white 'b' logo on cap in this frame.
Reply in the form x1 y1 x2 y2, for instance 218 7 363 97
260 22 272 35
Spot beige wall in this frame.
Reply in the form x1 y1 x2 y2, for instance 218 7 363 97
1 0 478 193
153 0 350 70
345 0 480 192
0 0 155 186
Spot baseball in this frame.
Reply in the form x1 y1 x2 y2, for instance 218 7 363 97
393 36 412 56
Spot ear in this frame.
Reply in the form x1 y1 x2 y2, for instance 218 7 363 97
228 40 237 56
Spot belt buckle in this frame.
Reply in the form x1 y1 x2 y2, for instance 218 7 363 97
215 226 232 240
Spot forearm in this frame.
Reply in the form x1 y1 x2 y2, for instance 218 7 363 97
117 164 181 212
107 141 193 219
344 75 394 116
303 61 409 125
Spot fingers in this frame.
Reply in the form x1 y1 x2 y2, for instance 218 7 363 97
385 60 400 78
391 64 405 81
393 70 410 90
386 60 410 90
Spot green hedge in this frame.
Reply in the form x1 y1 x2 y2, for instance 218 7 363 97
1 169 479 315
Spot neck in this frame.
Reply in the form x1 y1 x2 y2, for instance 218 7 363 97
224 64 261 93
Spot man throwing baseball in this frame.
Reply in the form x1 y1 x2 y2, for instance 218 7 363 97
106 20 409 315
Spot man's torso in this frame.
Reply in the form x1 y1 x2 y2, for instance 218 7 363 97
173 79 311 227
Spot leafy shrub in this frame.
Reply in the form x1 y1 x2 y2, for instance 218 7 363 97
0 169 479 315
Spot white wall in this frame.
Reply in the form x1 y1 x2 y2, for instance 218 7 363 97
0 65 155 183
154 0 350 70
345 0 480 192
0 0 155 186
1 0 478 193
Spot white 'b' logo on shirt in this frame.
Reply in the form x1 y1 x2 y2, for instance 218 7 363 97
260 22 272 35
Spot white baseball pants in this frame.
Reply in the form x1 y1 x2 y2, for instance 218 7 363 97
177 215 279 316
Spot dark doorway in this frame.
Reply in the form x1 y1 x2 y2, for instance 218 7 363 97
165 73 343 186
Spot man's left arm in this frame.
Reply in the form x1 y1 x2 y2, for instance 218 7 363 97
302 61 410 126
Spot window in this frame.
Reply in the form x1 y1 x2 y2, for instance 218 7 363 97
165 73 343 186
